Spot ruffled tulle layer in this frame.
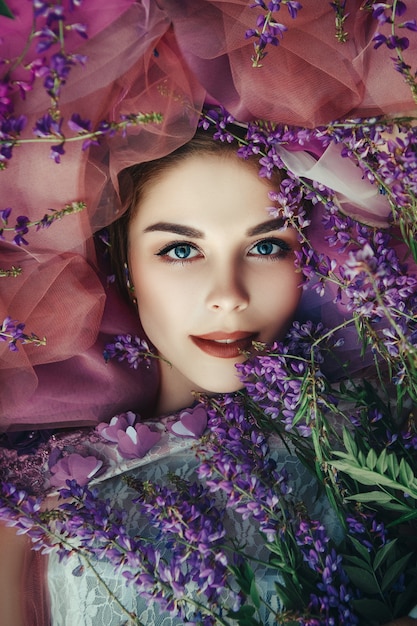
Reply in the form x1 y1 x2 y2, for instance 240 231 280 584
1 0 416 430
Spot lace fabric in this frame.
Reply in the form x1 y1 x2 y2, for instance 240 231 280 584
46 433 341 626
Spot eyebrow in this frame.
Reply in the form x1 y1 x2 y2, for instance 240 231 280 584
143 217 286 238
143 222 204 237
246 217 286 236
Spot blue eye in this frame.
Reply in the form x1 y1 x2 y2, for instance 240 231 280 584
249 238 291 258
170 244 193 259
254 241 275 255
156 242 201 262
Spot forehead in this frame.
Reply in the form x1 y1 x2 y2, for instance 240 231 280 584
130 154 277 230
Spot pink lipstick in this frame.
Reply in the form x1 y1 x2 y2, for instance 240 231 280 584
191 331 256 359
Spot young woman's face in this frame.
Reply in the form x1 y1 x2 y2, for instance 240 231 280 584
128 154 302 409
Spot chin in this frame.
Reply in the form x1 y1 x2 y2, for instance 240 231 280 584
201 377 245 395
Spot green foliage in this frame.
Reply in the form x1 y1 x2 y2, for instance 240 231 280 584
340 535 416 623
331 428 417 521
227 562 262 626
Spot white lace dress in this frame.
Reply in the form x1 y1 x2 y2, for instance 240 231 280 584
46 428 341 626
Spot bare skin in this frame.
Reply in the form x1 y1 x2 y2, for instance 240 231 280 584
0 523 26 626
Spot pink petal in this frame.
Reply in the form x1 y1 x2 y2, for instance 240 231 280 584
125 425 138 444
96 412 138 442
117 424 161 460
135 424 161 454
168 405 208 438
125 411 137 426
49 454 103 487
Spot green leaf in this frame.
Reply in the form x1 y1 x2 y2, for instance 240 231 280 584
366 448 378 470
352 598 393 623
249 578 260 609
344 565 380 595
274 580 295 610
331 459 411 491
375 449 388 474
226 605 261 626
343 565 380 595
292 394 310 426
393 576 417 617
227 606 255 618
342 554 373 572
343 427 358 458
373 539 398 571
386 452 399 481
399 457 416 489
274 576 306 611
387 508 417 526
381 552 413 592
266 542 286 558
268 558 297 574
344 491 394 504
0 0 14 18
379 502 415 514
348 535 372 565
230 561 258 598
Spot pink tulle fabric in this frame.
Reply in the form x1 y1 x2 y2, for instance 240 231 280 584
1 0 417 431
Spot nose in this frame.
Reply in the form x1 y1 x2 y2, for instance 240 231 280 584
205 265 249 313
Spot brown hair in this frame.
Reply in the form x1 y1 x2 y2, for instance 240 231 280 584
108 128 282 301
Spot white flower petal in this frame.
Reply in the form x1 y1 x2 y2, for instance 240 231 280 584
171 421 193 437
126 425 138 444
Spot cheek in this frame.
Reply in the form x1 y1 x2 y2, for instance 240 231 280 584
258 267 302 330
133 274 187 356
132 272 165 335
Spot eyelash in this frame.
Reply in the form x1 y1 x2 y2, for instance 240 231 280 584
248 238 292 259
156 241 203 264
155 238 292 264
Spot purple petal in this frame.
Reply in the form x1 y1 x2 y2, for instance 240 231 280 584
49 454 103 487
96 411 137 443
117 424 161 459
168 405 208 438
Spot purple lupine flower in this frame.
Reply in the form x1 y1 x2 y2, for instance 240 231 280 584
198 106 236 142
67 113 92 134
104 334 155 369
0 317 45 350
133 477 235 607
236 322 330 435
66 22 88 38
1 317 25 349
50 142 65 163
13 215 29 245
33 113 63 138
0 207 11 223
0 80 13 114
0 114 27 160
245 0 301 65
197 397 290 540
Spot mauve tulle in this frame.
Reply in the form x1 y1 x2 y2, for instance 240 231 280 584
1 0 417 431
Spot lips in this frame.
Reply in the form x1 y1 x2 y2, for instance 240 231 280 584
191 331 257 359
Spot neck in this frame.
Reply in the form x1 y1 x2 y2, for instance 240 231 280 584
156 359 204 416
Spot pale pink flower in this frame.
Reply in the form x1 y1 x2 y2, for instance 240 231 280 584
167 405 208 438
49 454 103 487
116 424 161 460
96 411 137 443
